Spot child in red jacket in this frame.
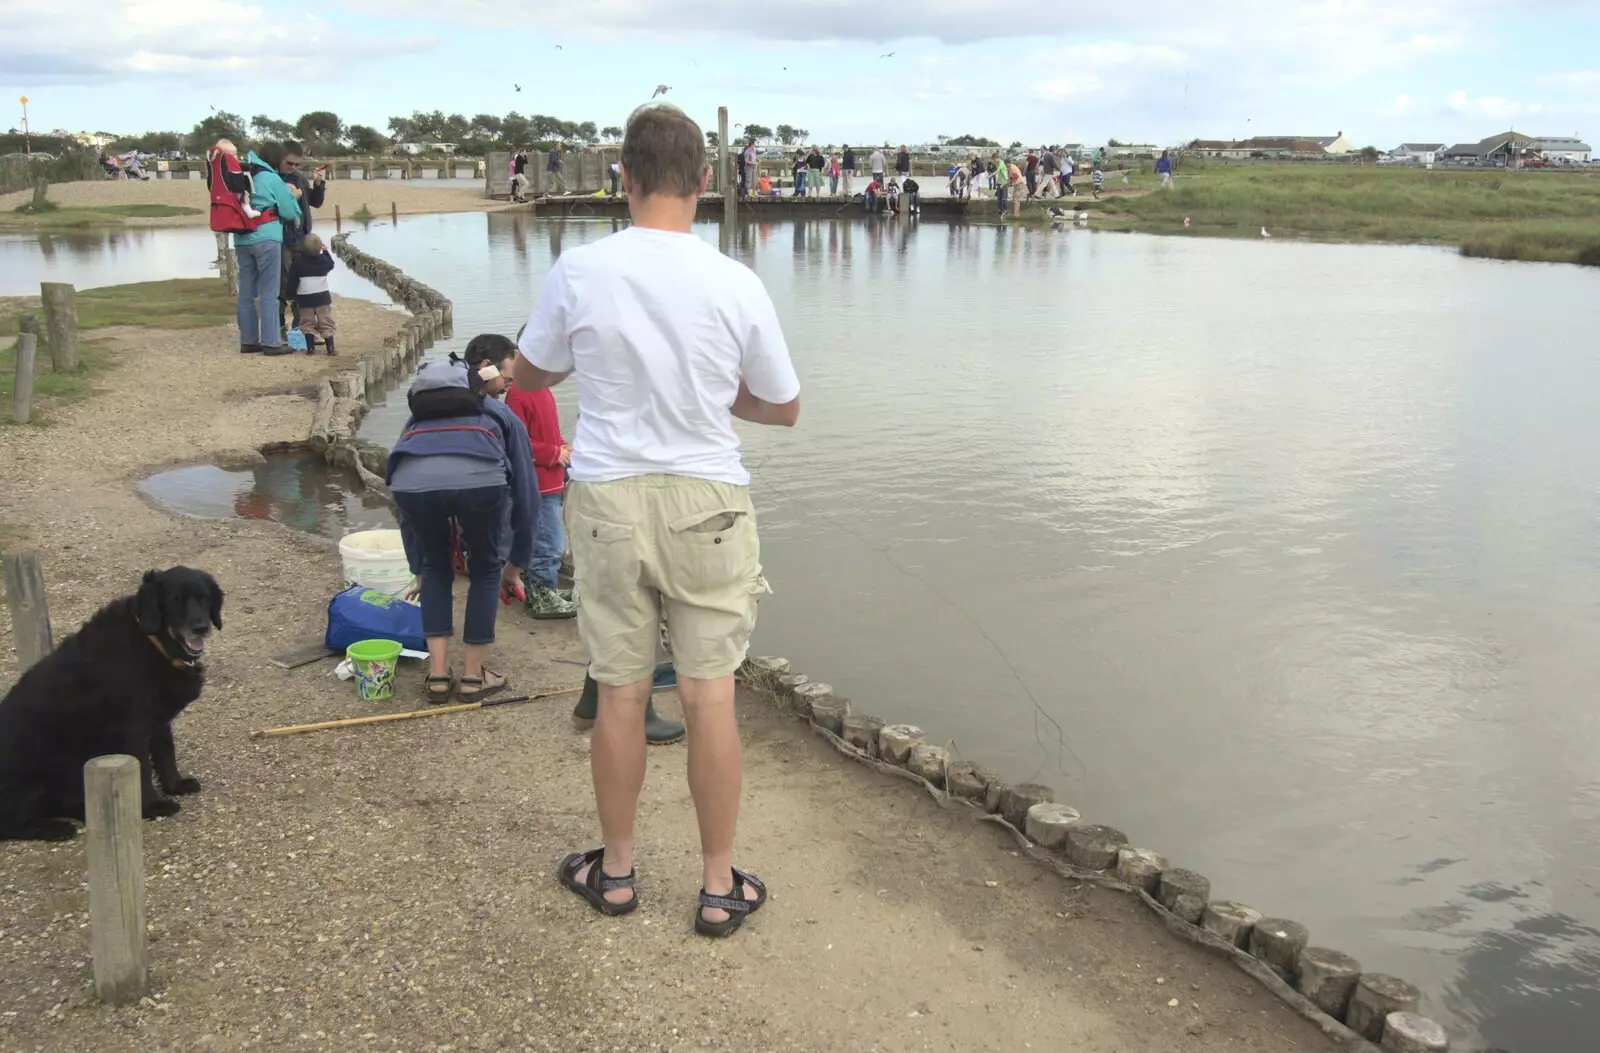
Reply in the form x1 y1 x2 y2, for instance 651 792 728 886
501 356 578 619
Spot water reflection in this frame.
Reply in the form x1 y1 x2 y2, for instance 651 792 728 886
138 455 394 538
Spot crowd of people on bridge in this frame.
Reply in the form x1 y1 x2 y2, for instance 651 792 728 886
731 139 1177 216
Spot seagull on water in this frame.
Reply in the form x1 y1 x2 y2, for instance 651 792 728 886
1260 226 1272 238
651 84 671 98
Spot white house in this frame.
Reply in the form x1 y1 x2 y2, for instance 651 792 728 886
1390 142 1445 164
1536 137 1591 162
1105 143 1160 158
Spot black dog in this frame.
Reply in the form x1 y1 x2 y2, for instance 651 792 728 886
0 566 222 841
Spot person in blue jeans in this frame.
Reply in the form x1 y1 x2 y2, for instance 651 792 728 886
389 359 538 704
231 141 301 355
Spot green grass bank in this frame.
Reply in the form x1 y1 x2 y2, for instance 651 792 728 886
1094 163 1600 264
1 278 235 420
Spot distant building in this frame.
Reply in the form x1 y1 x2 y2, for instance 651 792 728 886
1390 142 1445 164
1249 132 1351 154
1535 136 1591 162
1104 143 1160 158
1440 130 1542 165
1237 137 1328 157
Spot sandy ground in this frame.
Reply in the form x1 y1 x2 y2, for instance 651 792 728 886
0 179 513 226
0 301 1339 1052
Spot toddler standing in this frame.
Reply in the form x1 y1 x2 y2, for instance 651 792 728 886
289 234 337 355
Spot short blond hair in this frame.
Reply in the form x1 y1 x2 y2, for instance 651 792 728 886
301 233 324 255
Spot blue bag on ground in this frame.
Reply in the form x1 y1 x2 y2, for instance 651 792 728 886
324 585 425 653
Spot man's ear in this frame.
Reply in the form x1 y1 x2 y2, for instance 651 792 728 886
134 570 164 635
208 579 225 631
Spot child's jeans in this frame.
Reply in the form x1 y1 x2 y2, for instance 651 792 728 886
527 490 566 589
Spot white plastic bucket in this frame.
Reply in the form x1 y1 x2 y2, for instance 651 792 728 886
339 529 411 595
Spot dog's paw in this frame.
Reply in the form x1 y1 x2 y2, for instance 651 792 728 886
143 798 181 819
25 819 80 842
172 777 202 796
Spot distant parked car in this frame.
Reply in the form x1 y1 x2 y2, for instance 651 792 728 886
1522 157 1550 168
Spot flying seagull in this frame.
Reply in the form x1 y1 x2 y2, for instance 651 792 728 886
555 44 563 50
652 84 671 98
880 51 895 58
514 84 522 92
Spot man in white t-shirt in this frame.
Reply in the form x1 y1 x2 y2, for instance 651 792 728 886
515 103 800 939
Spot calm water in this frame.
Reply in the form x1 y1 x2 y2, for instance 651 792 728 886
7 215 1600 1052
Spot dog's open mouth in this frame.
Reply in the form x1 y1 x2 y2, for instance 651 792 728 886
177 631 208 658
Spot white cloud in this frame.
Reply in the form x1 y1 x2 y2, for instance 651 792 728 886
1385 93 1418 113
1 0 434 83
1534 69 1600 95
1446 89 1543 121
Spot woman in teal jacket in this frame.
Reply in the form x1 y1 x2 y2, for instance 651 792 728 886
233 141 302 354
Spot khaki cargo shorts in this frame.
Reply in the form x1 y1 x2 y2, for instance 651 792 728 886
566 475 769 685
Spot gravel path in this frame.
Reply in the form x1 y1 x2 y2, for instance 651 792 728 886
0 304 1338 1052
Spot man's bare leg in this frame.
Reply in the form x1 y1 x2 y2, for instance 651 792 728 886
581 676 650 906
678 672 755 923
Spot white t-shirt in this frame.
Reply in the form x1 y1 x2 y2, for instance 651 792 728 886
870 150 886 173
517 226 801 486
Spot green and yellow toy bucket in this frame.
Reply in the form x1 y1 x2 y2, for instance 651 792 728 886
347 639 403 701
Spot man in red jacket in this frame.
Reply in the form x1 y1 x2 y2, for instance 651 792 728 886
502 378 580 619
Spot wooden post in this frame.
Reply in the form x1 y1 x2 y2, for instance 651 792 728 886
224 250 238 296
11 333 36 424
39 282 78 371
2 550 53 672
85 755 148 1006
719 107 735 230
391 201 398 224
214 231 227 263
335 204 342 231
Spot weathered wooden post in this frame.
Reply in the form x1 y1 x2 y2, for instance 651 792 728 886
213 231 227 264
335 204 341 231
390 201 398 224
85 755 148 1005
719 107 735 229
2 550 53 671
11 332 37 424
39 282 79 371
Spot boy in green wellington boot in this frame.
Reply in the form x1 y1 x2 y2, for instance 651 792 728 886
573 662 684 744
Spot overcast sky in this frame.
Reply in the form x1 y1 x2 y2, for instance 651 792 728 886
3 0 1597 147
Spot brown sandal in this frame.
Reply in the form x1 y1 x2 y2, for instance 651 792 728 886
424 671 455 705
456 667 507 703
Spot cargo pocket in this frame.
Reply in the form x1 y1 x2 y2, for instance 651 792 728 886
569 513 640 596
668 508 752 590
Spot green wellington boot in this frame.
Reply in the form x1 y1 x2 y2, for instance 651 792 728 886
572 664 685 745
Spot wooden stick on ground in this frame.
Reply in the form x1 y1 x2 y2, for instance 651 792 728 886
249 686 580 739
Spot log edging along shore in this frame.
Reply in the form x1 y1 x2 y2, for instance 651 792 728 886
307 233 456 490
736 656 1454 1053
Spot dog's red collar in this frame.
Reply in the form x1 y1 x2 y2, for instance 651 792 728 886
146 633 198 670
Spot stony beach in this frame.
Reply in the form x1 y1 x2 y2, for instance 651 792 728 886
0 179 515 227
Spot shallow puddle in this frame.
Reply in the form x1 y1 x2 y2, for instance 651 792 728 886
138 453 394 539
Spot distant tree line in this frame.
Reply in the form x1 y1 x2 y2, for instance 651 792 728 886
93 108 629 159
